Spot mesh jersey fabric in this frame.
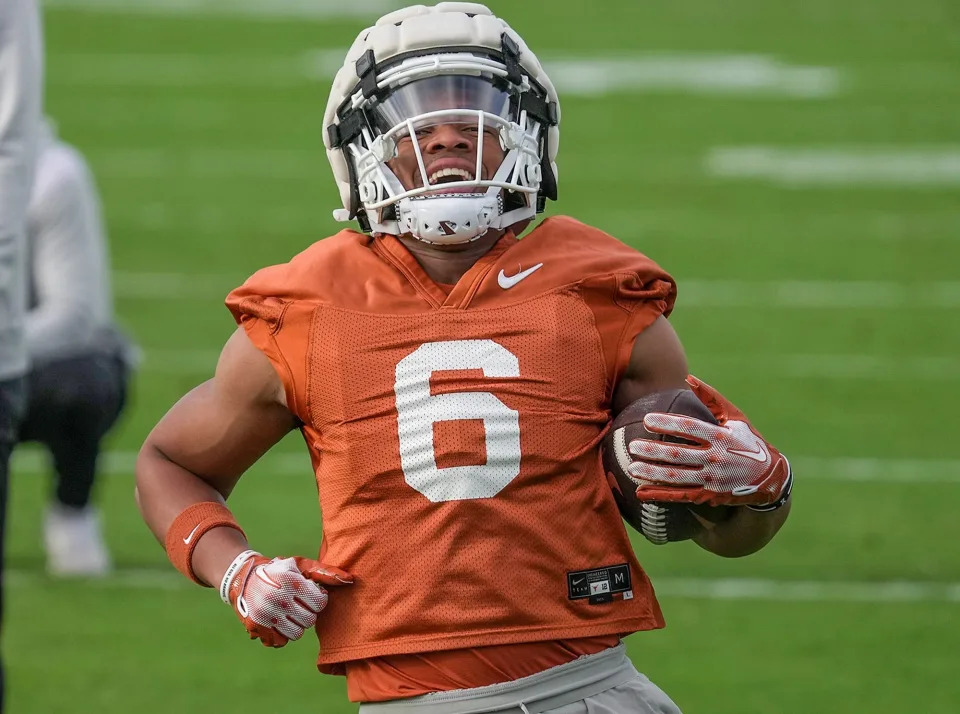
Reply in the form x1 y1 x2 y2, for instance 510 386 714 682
226 216 676 669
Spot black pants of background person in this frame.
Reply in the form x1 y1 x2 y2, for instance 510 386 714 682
0 376 28 713
18 354 128 510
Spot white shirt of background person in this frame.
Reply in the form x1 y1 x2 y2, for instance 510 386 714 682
0 0 44 381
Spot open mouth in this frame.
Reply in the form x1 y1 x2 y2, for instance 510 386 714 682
430 167 473 184
420 167 484 194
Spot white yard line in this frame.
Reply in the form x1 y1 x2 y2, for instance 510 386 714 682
11 448 311 476
139 348 220 374
707 146 960 186
92 148 314 179
110 271 960 309
304 50 842 97
133 347 960 381
4 568 190 590
594 207 960 240
677 280 960 309
43 0 400 19
5 568 957 602
51 48 840 98
691 354 960 381
110 202 323 235
11 449 960 484
49 55 304 88
653 578 960 603
111 271 239 299
112 202 960 245
540 54 840 98
796 457 960 483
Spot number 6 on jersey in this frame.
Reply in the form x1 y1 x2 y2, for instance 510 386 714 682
394 340 522 502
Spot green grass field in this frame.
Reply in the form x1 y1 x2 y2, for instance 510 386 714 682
6 1 959 711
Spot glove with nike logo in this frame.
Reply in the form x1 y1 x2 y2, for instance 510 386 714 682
219 550 353 648
625 376 792 509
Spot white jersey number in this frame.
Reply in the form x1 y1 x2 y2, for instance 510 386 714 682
394 340 521 502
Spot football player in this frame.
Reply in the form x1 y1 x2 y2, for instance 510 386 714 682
17 119 137 577
135 4 792 712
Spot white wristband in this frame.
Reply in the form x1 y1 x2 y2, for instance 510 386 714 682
219 549 260 604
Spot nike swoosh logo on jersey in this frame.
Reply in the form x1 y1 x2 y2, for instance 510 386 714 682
183 524 202 545
728 442 770 463
497 263 544 289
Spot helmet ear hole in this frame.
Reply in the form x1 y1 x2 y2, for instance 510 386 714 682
344 153 364 218
502 189 527 214
356 211 371 232
539 145 557 201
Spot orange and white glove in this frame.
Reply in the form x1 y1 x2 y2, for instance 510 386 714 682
219 550 353 648
626 376 793 509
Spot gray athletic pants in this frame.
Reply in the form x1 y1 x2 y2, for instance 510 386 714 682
358 643 682 714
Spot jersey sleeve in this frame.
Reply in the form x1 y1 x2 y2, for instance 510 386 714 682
579 262 677 402
225 265 314 425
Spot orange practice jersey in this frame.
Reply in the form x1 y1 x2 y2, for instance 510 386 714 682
226 216 677 677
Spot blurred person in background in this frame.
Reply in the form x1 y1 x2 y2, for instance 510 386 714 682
16 118 137 577
0 0 43 709
136 4 792 712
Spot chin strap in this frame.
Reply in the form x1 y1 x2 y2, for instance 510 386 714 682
367 189 533 245
394 193 499 244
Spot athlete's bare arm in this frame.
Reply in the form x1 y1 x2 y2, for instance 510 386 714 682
612 315 691 414
135 328 297 586
612 316 790 557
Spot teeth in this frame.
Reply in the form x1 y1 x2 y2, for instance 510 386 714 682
428 167 473 185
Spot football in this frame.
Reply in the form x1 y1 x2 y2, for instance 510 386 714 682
603 388 733 544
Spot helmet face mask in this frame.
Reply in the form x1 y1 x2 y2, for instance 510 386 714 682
356 70 532 197
325 11 560 245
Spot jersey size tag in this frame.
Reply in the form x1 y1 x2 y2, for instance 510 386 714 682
567 563 633 605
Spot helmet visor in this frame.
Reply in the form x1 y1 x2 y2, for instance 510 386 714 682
370 75 513 134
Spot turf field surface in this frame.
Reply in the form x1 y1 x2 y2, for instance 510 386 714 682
7 2 958 712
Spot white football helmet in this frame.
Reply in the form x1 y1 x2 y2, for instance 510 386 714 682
323 3 560 245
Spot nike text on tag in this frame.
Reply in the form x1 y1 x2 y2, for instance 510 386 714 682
497 263 544 289
567 564 632 605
